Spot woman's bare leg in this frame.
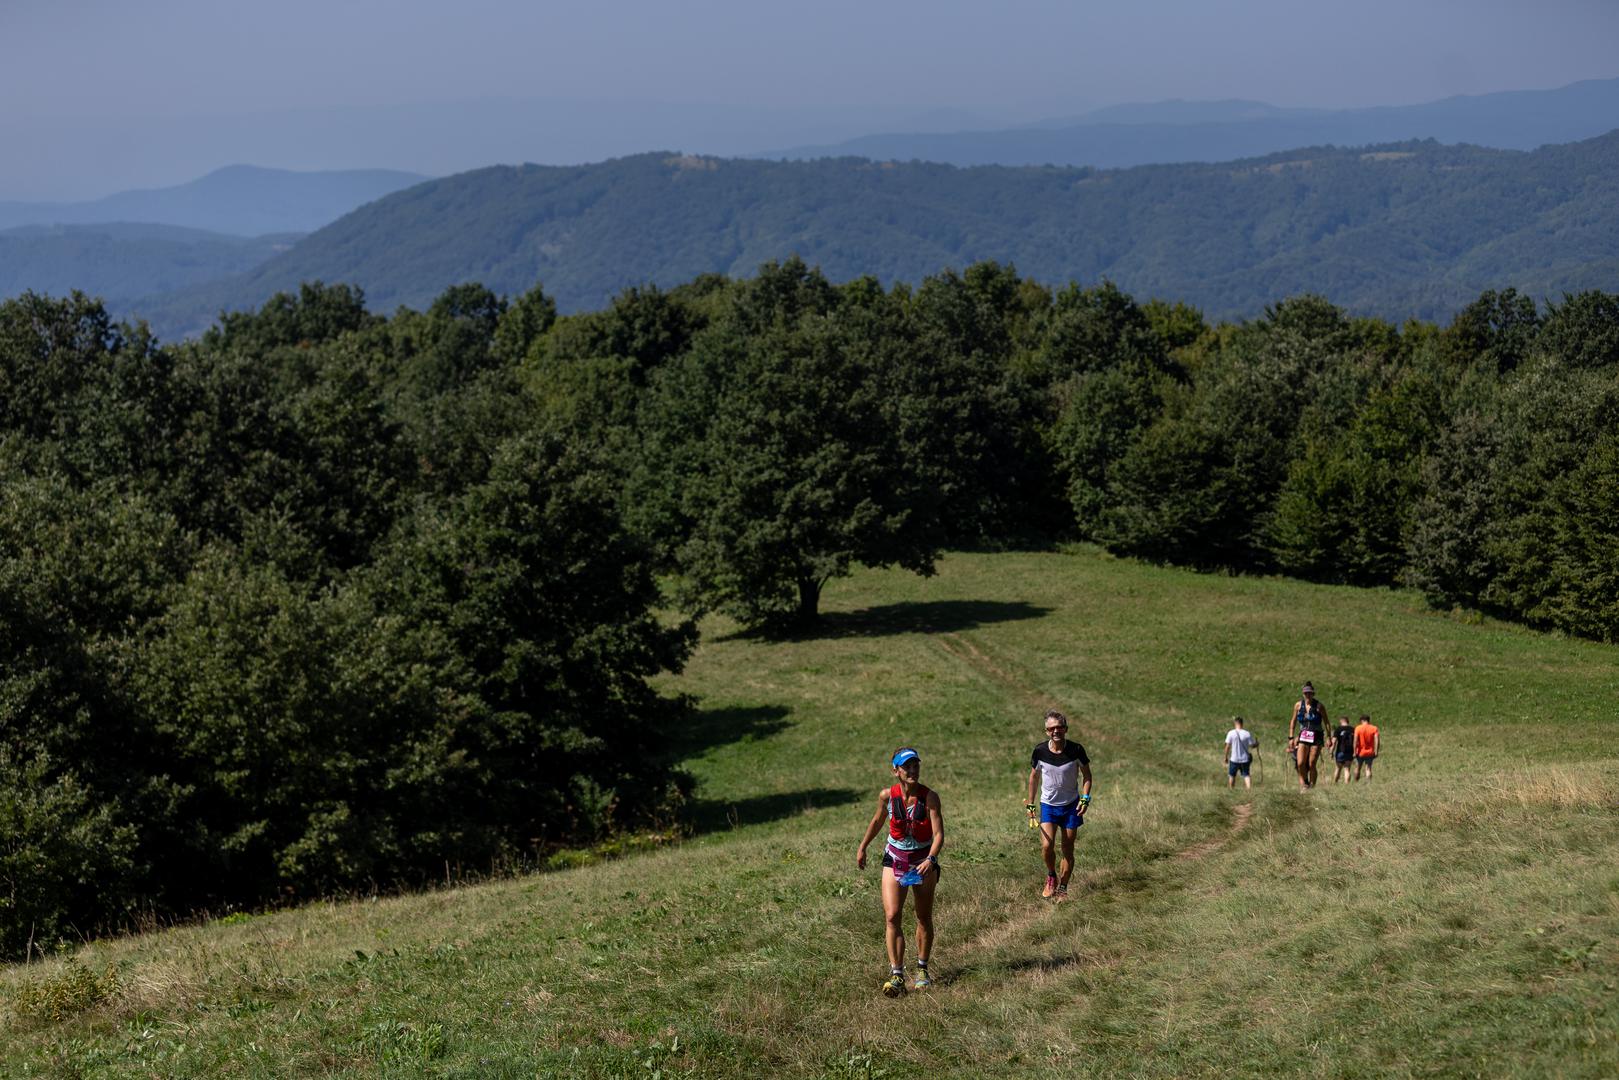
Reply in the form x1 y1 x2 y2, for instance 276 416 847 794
881 869 907 970
911 871 937 964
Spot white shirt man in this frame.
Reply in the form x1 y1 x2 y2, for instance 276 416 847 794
1224 717 1258 790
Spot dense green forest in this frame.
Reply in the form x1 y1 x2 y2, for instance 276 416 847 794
4 264 1619 960
131 132 1619 338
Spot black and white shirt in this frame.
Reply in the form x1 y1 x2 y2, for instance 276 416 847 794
1031 741 1090 806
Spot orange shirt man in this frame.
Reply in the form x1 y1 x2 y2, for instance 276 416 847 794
1353 715 1380 780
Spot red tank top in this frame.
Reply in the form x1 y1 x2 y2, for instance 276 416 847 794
887 783 933 845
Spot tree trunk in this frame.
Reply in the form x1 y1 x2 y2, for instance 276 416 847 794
795 575 822 627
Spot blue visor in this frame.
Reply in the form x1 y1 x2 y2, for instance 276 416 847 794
891 749 920 768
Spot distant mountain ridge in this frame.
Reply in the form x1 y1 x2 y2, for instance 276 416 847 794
0 165 428 236
0 224 300 307
128 131 1619 340
769 78 1619 167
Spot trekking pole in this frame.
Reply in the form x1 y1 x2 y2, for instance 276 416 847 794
1254 749 1263 786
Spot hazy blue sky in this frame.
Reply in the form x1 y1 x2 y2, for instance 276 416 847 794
3 0 1618 198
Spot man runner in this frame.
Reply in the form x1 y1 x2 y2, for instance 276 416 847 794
1354 714 1380 780
1026 710 1092 901
1331 715 1355 783
1224 716 1258 790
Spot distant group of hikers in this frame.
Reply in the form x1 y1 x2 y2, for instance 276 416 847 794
855 682 1383 997
1224 682 1382 793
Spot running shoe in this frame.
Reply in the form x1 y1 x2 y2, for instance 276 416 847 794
1055 884 1069 903
912 966 932 989
1042 875 1057 898
882 973 906 997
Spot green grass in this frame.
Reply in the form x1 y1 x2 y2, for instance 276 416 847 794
5 547 1618 1077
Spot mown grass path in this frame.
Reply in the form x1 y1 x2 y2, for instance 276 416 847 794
4 548 1617 1078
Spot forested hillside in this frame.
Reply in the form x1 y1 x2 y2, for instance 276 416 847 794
5 266 1619 957
132 132 1619 338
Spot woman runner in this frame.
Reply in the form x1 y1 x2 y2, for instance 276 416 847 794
856 747 944 996
1288 682 1328 791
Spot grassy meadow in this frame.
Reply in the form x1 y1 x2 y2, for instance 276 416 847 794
4 547 1617 1078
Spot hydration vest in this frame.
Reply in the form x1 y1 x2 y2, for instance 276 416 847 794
887 783 933 846
1294 699 1324 729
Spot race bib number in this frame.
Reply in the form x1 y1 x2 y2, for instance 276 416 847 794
1298 729 1316 744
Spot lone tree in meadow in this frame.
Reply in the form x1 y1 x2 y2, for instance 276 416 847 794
641 260 980 628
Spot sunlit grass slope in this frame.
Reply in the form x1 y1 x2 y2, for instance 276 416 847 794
4 548 1617 1077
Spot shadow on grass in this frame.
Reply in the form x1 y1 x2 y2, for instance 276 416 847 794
669 704 792 760
722 599 1054 643
687 787 862 835
999 953 1092 976
936 951 1110 986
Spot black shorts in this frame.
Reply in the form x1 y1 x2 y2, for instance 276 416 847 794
1356 754 1376 763
1334 752 1353 764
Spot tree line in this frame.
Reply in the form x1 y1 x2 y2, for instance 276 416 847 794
4 264 1618 958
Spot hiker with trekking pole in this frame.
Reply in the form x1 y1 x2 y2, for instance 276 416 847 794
1224 716 1258 790
1288 682 1327 792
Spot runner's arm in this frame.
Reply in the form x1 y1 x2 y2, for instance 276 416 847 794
1026 765 1040 809
855 790 887 868
923 791 944 866
1078 762 1094 815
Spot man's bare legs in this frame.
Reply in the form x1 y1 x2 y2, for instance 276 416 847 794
1039 822 1077 896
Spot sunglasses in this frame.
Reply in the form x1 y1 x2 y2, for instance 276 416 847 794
1045 725 1067 733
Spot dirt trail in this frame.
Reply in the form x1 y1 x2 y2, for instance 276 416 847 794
1176 801 1254 861
956 799 1254 959
935 632 1059 714
932 630 1257 962
934 632 1125 746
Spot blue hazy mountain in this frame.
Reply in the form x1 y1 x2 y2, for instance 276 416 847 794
768 78 1619 166
127 131 1619 340
0 166 428 236
0 223 301 306
0 100 1013 204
